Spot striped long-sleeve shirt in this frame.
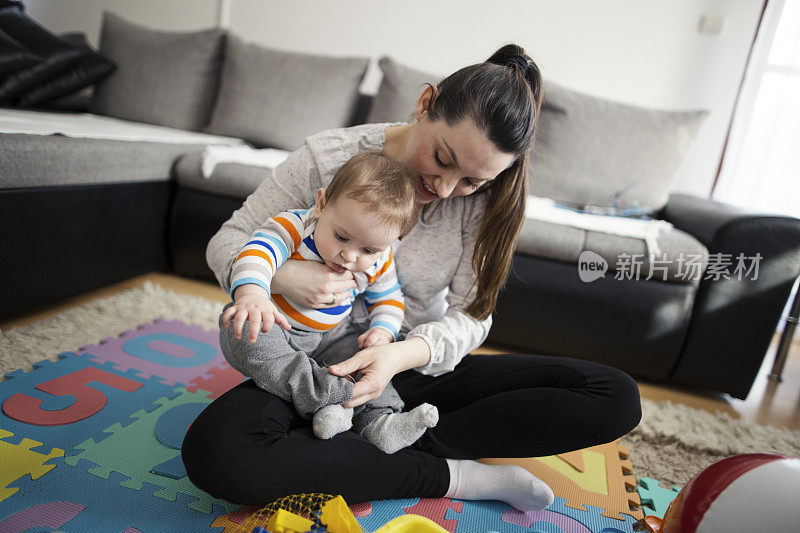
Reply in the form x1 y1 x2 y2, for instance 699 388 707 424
230 207 405 338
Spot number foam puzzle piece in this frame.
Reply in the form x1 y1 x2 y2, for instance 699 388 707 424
76 319 228 387
0 353 179 453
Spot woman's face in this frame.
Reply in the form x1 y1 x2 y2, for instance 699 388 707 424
401 89 517 205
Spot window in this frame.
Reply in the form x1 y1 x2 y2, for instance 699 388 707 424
714 0 800 218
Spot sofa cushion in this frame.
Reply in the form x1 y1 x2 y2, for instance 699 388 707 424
205 35 369 150
90 12 224 131
0 133 222 189
0 109 242 189
530 81 708 213
516 210 709 284
174 150 271 199
367 56 442 124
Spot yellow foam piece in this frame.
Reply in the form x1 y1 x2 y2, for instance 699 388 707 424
0 428 64 502
536 449 608 494
480 439 643 521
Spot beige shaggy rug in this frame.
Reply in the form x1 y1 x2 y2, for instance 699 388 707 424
2 281 798 488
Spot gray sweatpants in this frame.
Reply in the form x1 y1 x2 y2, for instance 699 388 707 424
218 302 404 433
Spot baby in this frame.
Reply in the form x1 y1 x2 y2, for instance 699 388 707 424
220 151 438 453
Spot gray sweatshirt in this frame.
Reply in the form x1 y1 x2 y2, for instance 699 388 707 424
206 123 492 376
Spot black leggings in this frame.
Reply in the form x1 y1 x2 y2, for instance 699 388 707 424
181 353 641 505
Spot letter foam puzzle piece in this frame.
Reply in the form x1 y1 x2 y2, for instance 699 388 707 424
636 477 681 519
186 364 247 399
347 440 642 532
404 498 464 532
63 387 238 514
0 352 179 454
210 505 262 530
0 429 64 502
75 319 229 387
1 458 230 531
350 498 420 532
0 501 86 532
480 441 642 521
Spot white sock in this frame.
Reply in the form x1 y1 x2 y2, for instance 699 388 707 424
445 459 554 512
313 404 353 439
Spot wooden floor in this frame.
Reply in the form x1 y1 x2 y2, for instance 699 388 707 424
3 272 799 431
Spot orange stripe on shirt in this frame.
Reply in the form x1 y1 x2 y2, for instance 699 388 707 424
367 253 393 283
367 299 405 312
290 251 306 260
235 249 274 271
274 215 302 249
272 294 337 330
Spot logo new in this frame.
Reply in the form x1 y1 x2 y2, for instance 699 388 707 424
578 251 608 282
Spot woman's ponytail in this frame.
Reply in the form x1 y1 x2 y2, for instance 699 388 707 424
427 44 543 320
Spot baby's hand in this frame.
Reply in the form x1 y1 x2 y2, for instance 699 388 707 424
223 285 291 342
358 327 394 348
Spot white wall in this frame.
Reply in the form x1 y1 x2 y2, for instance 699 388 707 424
24 0 219 43
23 0 764 198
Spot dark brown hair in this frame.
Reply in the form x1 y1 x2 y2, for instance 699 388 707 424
427 44 543 320
325 151 418 236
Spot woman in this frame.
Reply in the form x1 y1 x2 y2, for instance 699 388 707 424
182 44 641 511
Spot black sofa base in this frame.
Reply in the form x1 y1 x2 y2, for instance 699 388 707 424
488 254 696 381
169 186 244 283
0 181 174 321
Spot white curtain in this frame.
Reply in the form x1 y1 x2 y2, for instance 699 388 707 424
714 0 800 218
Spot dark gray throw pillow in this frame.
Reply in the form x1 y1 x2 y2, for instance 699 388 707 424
367 56 442 124
205 35 369 150
530 81 708 212
17 32 115 108
0 29 38 81
0 6 87 105
90 12 224 131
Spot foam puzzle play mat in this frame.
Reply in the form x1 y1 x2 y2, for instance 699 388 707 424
0 319 669 532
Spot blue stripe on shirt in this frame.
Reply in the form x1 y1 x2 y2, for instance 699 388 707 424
230 277 270 299
370 320 398 339
248 239 279 263
316 304 351 315
364 283 401 300
254 233 289 263
303 234 319 257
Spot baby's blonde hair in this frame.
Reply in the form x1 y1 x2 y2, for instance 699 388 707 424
325 151 418 236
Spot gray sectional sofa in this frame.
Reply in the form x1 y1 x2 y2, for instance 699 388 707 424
2 12 799 400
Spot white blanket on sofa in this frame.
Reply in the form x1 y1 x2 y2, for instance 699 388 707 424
0 108 244 145
525 195 673 256
200 145 291 178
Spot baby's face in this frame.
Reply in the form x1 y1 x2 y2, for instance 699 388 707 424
313 196 401 274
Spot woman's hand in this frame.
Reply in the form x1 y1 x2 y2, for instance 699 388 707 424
271 260 356 308
329 337 432 408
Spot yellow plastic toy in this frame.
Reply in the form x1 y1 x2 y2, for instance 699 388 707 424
233 492 449 533
264 508 314 533
373 514 448 532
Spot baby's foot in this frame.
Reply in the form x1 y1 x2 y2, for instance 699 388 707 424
361 403 439 454
313 404 354 439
